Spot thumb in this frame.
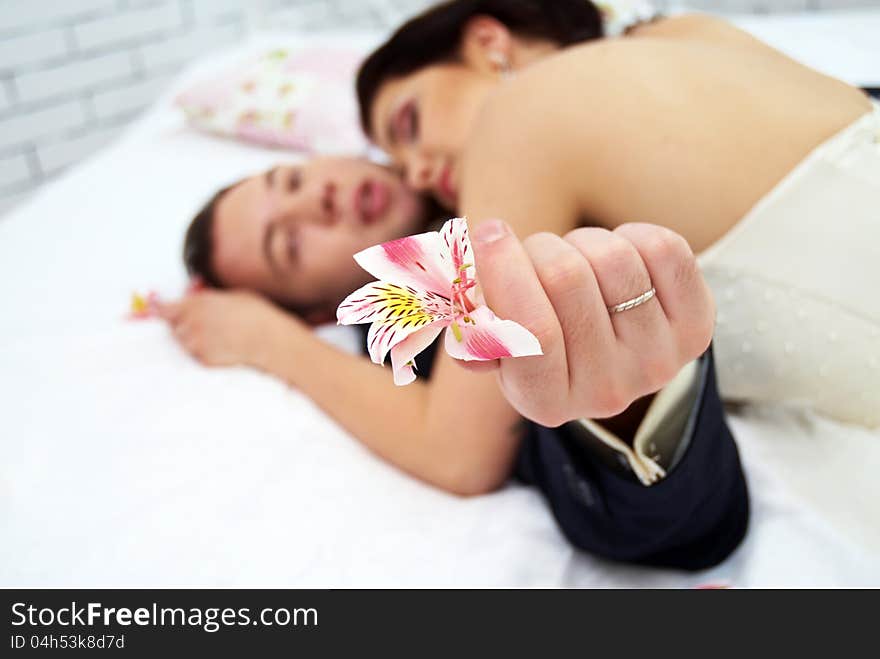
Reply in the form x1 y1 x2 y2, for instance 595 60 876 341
470 219 550 326
469 218 567 423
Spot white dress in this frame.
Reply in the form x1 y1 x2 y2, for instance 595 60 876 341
698 102 880 428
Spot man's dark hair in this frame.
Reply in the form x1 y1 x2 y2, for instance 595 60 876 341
182 180 448 315
182 184 233 289
357 0 604 136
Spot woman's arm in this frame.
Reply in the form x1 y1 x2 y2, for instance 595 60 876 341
160 290 523 496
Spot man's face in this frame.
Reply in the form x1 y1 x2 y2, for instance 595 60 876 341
212 156 426 314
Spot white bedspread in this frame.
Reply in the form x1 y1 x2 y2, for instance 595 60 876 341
1 16 878 587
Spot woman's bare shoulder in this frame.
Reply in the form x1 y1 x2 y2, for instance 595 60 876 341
463 39 639 174
627 12 767 49
459 54 609 235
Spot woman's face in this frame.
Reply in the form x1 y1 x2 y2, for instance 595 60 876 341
366 16 562 209
211 156 426 314
369 63 498 210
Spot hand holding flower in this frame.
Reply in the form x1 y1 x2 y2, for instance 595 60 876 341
336 217 543 385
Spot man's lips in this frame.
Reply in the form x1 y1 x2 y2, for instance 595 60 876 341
354 179 391 225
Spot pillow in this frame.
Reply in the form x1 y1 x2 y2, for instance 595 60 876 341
597 0 660 37
175 47 368 154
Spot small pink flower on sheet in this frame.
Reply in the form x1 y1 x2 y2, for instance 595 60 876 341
128 291 160 320
126 279 203 320
336 217 542 385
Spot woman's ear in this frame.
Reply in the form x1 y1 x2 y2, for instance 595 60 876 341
459 15 514 74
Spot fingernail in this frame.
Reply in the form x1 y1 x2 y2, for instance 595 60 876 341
474 219 510 245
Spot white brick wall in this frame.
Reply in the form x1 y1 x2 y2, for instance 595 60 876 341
139 23 242 73
16 51 135 104
0 0 878 219
0 153 31 189
37 125 120 176
73 2 182 51
0 0 248 217
0 100 89 150
91 74 176 121
191 0 250 23
0 0 117 34
0 29 69 69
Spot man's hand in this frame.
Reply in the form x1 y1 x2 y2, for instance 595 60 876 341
158 289 294 370
470 221 715 427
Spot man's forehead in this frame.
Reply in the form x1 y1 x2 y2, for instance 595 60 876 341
218 175 265 228
213 176 265 274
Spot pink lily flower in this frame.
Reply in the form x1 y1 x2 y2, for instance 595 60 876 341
337 217 542 385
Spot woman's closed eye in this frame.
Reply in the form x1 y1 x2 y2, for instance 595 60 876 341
392 100 419 144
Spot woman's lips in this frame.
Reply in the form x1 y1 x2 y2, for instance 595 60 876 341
355 179 391 225
438 166 457 205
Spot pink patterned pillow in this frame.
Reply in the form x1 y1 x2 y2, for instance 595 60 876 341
175 47 368 153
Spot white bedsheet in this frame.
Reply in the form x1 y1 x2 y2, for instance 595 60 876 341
2 16 879 587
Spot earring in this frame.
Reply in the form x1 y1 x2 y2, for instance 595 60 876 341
488 51 512 79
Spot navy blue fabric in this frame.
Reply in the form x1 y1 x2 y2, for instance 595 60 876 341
514 348 749 570
357 326 749 570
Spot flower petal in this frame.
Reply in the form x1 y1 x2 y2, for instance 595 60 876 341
353 231 455 296
368 313 447 366
389 324 445 386
337 281 452 327
443 306 543 362
439 217 475 277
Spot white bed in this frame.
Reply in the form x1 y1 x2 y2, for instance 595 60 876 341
1 12 879 587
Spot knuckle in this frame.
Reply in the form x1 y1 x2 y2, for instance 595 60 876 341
647 228 689 262
563 226 608 244
591 239 634 275
535 252 584 292
522 231 559 254
590 384 629 418
645 232 694 279
521 317 559 346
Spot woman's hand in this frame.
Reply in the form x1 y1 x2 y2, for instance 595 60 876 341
470 220 715 427
158 289 295 370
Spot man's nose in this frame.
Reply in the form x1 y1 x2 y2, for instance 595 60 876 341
274 182 338 227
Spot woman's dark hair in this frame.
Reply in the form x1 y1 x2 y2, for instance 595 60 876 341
182 184 233 289
357 0 604 136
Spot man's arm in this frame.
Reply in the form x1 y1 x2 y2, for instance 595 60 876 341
517 347 749 570
159 290 523 496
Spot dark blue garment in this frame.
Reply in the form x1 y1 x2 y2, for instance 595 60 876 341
515 349 749 570
356 326 749 570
